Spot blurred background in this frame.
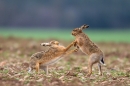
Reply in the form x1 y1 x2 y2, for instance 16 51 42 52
0 0 130 42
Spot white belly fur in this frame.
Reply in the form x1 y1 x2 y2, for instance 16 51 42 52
80 47 88 55
43 55 64 66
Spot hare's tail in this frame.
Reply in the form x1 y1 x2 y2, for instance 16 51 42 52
100 58 106 66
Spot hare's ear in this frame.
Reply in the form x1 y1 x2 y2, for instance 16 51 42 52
79 24 89 30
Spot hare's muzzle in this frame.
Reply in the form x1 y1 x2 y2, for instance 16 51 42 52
41 43 50 46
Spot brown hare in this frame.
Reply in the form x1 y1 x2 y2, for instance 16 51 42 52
28 40 77 74
71 24 106 76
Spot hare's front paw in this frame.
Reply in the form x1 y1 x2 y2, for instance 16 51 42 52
73 41 77 46
74 48 78 52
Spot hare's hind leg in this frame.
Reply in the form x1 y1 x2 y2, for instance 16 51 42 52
87 61 94 77
28 62 35 73
35 62 40 73
87 53 99 77
40 65 48 74
28 67 32 73
98 63 102 76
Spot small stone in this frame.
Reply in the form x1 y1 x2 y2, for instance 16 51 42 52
36 78 44 82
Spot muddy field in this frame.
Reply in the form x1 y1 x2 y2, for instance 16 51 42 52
0 37 130 86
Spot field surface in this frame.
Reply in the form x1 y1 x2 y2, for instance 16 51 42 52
0 36 130 86
0 29 130 86
0 29 130 42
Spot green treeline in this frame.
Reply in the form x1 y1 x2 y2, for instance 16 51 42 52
0 0 130 28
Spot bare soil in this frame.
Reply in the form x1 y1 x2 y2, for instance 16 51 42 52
0 37 130 86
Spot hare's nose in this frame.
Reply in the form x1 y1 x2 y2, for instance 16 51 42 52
40 43 44 46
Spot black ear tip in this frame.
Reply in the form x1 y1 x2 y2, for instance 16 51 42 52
85 24 89 28
83 24 89 28
83 24 89 27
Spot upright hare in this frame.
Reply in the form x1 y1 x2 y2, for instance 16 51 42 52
28 40 77 74
72 24 105 76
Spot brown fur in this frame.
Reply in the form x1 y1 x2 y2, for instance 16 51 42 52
72 24 105 76
28 40 77 74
